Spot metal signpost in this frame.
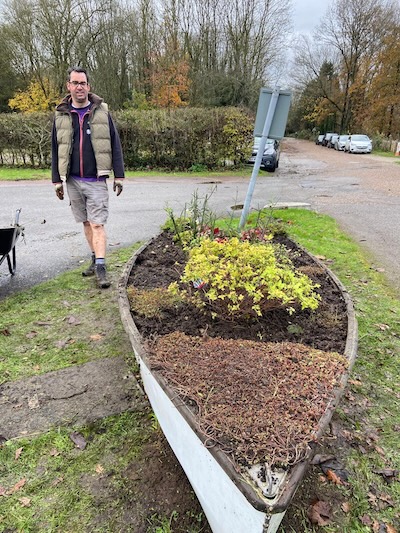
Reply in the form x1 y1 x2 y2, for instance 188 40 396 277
239 87 292 230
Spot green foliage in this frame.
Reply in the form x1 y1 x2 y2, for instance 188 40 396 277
220 107 254 163
0 112 52 167
188 163 208 172
172 237 320 320
115 106 254 171
163 188 221 248
0 106 254 171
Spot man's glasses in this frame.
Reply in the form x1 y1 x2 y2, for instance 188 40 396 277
69 81 88 87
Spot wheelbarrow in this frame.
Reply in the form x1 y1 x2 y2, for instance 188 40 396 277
0 209 23 275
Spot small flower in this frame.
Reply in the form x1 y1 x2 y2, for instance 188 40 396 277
193 279 207 289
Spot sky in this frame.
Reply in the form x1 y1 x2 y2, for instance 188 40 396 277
291 0 328 35
273 0 329 87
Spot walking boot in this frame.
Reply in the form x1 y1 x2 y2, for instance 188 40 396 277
82 256 96 277
95 264 111 289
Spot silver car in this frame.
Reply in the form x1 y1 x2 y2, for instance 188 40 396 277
344 134 372 154
335 134 349 151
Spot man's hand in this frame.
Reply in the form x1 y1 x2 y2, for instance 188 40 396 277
55 182 64 200
113 179 123 196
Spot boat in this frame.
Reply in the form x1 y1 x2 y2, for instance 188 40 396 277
118 236 358 533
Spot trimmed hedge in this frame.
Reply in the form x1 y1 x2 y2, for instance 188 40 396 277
0 107 254 170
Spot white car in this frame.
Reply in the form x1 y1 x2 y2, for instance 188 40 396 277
344 134 372 154
335 135 349 151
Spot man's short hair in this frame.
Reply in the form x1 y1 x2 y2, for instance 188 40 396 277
67 66 89 83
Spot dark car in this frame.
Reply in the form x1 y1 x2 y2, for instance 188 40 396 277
328 134 339 148
247 137 280 172
322 132 338 147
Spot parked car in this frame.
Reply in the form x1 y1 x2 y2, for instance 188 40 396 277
334 135 349 151
322 132 338 147
328 134 339 148
248 137 280 172
344 134 372 154
316 134 324 145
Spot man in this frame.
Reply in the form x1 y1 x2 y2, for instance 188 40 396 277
51 66 125 289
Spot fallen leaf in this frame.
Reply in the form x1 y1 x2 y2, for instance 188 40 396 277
69 432 87 450
307 500 331 526
375 323 390 331
66 315 81 325
0 328 11 336
373 468 397 484
15 447 23 460
360 515 373 526
90 333 104 341
26 331 38 339
326 469 343 485
7 478 26 495
348 379 363 386
386 524 398 533
28 395 39 409
372 520 380 533
49 448 60 457
55 339 69 349
374 445 387 457
318 457 349 483
0 486 6 497
341 501 351 513
18 497 31 507
95 464 104 474
50 476 64 487
34 321 52 326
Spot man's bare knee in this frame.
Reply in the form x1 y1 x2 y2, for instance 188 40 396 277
90 223 104 231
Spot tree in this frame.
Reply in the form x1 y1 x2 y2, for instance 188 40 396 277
317 0 392 132
363 23 400 137
8 78 58 112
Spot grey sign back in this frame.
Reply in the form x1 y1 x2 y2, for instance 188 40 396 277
253 88 292 139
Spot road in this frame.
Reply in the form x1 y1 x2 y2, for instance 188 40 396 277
1 137 399 298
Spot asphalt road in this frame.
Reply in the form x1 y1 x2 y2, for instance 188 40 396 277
1 137 399 299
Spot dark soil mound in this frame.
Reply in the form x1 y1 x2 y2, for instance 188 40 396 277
128 231 347 353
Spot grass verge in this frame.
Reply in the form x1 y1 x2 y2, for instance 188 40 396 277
0 209 399 532
267 209 399 533
0 167 253 182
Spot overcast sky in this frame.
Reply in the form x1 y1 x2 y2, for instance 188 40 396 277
292 0 328 35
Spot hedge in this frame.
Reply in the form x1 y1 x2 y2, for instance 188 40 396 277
0 107 255 171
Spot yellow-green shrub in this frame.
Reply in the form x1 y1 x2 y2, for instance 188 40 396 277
169 237 320 320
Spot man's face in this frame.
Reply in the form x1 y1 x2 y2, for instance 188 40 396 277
67 72 90 107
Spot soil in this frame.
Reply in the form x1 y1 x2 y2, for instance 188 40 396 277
128 231 347 353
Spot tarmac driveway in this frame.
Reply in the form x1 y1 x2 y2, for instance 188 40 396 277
1 137 399 298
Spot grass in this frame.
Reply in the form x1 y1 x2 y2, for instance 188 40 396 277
0 209 399 532
372 150 399 159
0 245 139 382
0 167 252 182
0 412 150 532
264 209 400 532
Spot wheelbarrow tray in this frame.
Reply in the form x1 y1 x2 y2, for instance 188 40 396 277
0 211 22 275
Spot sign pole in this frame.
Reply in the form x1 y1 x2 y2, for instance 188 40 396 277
239 87 280 230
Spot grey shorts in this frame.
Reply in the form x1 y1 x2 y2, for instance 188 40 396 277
66 178 109 224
